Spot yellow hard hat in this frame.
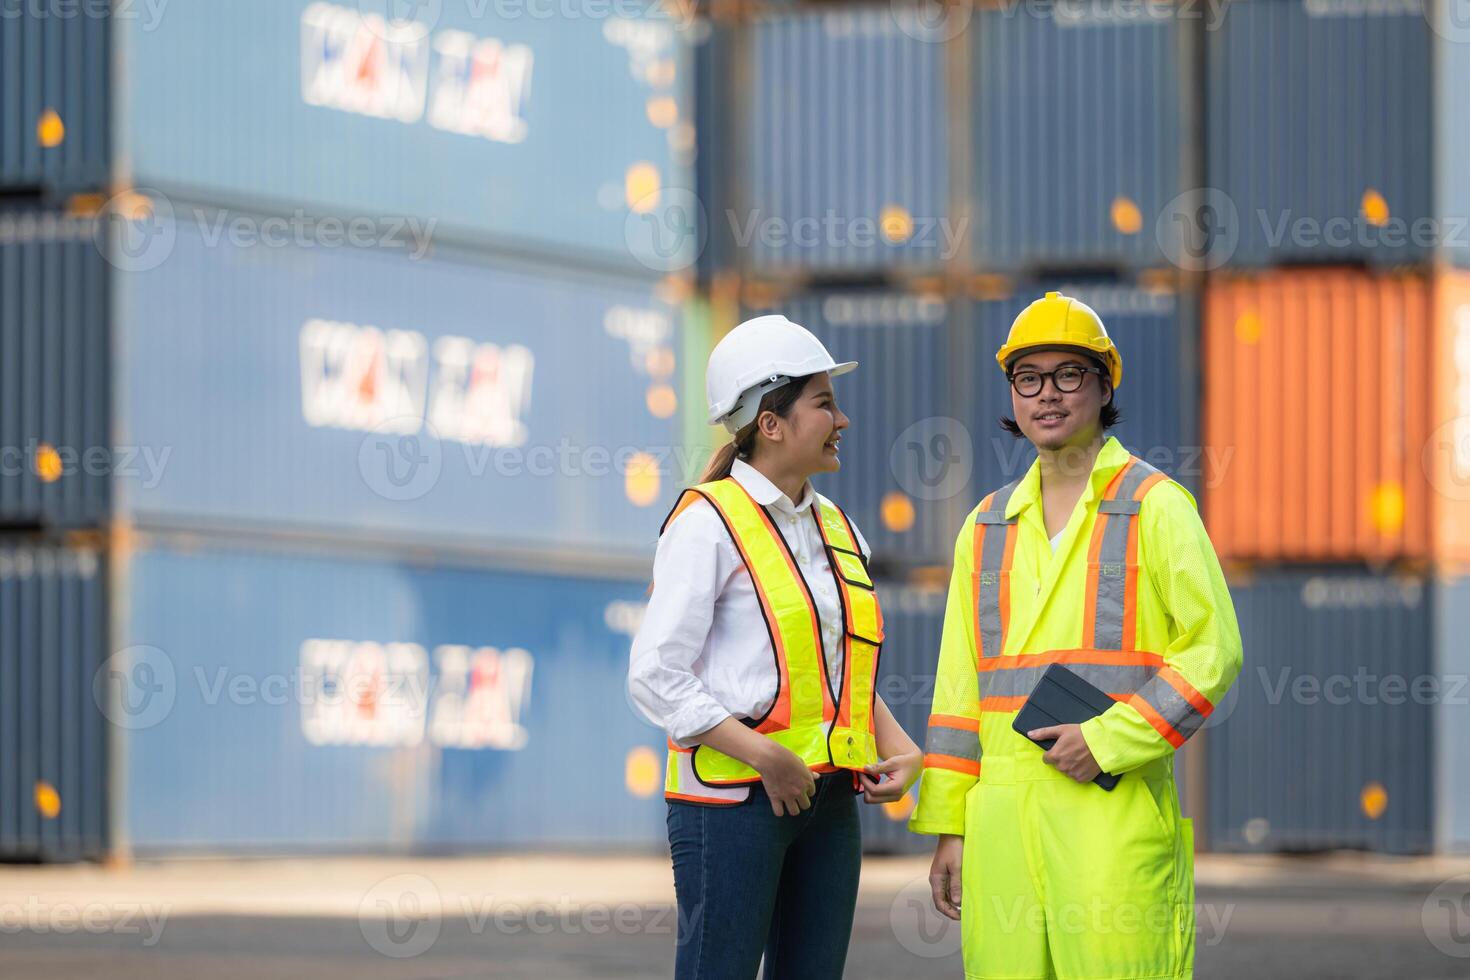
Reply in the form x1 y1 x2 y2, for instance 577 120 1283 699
995 291 1123 389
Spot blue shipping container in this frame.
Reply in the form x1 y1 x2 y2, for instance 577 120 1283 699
118 539 666 853
114 207 687 562
958 282 1201 501
116 0 691 273
972 0 1188 272
859 580 945 854
744 291 958 566
0 8 110 195
1435 575 1470 853
1209 567 1432 855
0 542 108 862
1207 0 1433 267
0 212 111 530
743 9 952 273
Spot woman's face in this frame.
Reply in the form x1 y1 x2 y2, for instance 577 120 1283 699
1008 349 1112 452
761 372 850 475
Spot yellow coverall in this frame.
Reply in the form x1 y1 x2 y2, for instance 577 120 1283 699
910 437 1243 980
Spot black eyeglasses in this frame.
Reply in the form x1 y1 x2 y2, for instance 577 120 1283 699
1007 365 1105 398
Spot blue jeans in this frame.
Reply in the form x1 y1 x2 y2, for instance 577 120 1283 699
666 771 862 980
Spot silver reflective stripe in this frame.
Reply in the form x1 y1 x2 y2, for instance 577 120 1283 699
975 480 1021 660
1092 459 1163 651
981 662 1161 699
1135 677 1208 740
925 725 981 762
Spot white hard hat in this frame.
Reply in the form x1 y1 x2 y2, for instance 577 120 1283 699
706 314 857 433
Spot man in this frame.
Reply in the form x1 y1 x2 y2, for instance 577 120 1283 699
909 291 1242 980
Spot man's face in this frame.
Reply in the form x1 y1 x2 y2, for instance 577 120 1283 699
1008 349 1112 452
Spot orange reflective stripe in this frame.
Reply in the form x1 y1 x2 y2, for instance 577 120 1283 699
924 753 981 776
929 713 980 732
971 490 996 662
1127 693 1188 748
666 791 746 806
982 692 1129 714
978 695 1029 712
976 649 1165 672
1157 664 1215 716
1122 471 1166 650
660 488 703 535
999 520 1018 646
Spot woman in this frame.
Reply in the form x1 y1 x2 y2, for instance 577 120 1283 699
628 313 922 980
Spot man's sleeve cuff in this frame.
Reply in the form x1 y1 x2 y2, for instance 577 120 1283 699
907 817 965 837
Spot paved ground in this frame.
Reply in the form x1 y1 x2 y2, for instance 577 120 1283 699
2 854 1469 978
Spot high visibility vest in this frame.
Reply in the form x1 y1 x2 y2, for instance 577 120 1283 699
925 454 1211 777
660 478 884 805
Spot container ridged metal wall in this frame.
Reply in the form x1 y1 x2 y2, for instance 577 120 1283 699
744 291 956 566
972 0 1187 273
119 539 665 853
0 543 107 862
0 9 110 195
1435 575 1470 853
744 9 950 274
0 213 111 530
115 209 685 564
1206 0 1432 267
1208 567 1432 855
117 0 691 273
959 281 1201 502
694 23 736 283
1436 29 1470 269
1431 271 1470 563
859 580 945 854
1202 271 1431 561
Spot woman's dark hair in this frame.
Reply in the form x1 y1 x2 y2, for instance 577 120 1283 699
698 373 819 483
999 361 1121 437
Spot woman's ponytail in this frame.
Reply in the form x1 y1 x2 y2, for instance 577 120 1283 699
698 439 742 484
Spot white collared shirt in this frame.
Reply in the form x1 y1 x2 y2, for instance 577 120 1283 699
627 458 871 750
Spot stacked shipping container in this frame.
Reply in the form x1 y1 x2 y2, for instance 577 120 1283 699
700 0 1470 855
8 0 1469 858
697 0 1214 854
2 0 697 858
1198 0 1470 853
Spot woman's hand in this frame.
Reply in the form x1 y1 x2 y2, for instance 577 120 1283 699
929 834 964 920
754 741 818 816
858 750 922 804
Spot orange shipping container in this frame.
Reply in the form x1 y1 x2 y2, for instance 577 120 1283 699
1433 272 1470 565
1203 271 1432 562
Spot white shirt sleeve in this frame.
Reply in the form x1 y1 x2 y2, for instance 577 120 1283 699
627 501 738 748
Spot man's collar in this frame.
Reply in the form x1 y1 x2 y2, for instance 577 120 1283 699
1005 436 1131 519
731 458 816 513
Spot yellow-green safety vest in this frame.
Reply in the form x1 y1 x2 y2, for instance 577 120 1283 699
660 477 884 805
